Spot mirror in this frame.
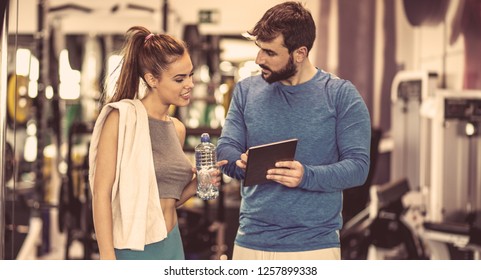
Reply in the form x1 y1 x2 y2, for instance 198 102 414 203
1 0 259 260
0 0 9 261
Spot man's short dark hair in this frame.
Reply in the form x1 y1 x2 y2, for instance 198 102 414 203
249 1 316 54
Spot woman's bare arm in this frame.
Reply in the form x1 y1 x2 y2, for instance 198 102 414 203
92 109 119 260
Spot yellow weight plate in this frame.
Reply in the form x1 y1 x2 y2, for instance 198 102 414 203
7 74 33 126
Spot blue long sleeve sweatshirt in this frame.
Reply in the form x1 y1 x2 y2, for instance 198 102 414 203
217 69 371 252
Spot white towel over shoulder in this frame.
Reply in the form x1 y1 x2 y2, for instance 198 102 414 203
88 99 167 251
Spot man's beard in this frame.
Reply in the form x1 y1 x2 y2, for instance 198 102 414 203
259 55 297 84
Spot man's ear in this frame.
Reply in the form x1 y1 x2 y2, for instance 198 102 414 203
294 46 308 62
144 73 157 88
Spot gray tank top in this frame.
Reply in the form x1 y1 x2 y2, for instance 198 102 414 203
148 117 193 200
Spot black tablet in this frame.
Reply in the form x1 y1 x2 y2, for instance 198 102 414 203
243 138 298 186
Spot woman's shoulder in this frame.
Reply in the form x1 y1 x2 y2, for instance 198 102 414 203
169 116 186 144
101 99 138 114
169 117 185 132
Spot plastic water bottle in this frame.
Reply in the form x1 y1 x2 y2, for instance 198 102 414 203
195 133 219 200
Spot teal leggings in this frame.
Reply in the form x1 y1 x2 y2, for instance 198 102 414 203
114 224 184 260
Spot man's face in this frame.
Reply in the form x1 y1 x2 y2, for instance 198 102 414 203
255 36 297 84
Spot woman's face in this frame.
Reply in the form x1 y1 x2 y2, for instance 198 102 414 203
154 52 194 107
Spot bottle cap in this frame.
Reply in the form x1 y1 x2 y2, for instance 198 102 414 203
200 133 210 143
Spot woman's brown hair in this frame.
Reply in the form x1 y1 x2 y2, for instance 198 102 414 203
105 26 188 104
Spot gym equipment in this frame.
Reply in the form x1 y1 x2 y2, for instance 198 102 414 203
390 70 438 190
7 74 34 128
4 177 39 259
4 141 14 182
421 90 481 223
341 178 427 260
423 220 481 259
58 121 97 259
418 90 481 259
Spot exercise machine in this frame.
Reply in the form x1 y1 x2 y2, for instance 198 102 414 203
341 178 427 259
390 70 438 190
58 121 97 259
419 90 481 259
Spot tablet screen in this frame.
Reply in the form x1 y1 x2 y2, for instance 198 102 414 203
243 138 298 186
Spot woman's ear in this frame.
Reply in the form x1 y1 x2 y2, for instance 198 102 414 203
144 73 157 88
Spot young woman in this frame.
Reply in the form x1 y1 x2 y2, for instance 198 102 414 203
89 26 227 260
